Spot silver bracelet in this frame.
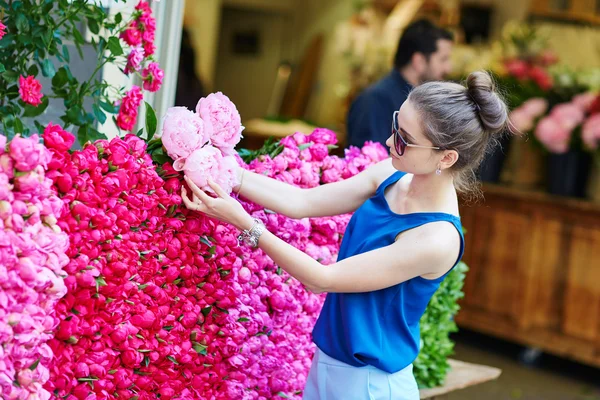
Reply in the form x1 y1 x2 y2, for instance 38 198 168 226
237 218 265 248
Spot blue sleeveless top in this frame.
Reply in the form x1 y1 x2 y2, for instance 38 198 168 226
312 171 465 374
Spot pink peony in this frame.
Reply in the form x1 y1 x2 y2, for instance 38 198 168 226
43 123 75 152
582 113 600 150
196 92 243 151
19 75 43 106
509 108 535 134
161 107 211 162
308 128 338 145
572 92 598 112
8 135 51 172
125 46 144 74
183 145 239 195
550 103 585 131
520 98 549 119
0 134 6 154
0 21 6 40
142 62 164 92
534 116 570 153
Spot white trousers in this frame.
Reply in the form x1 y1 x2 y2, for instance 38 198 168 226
303 349 420 400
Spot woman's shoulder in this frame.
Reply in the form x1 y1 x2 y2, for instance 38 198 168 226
369 158 404 189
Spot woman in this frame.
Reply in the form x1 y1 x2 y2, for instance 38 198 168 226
181 71 509 399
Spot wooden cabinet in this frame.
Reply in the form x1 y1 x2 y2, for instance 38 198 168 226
457 185 600 368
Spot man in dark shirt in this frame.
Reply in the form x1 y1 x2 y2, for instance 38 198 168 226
346 19 454 148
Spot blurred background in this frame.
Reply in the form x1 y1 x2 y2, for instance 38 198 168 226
171 1 600 398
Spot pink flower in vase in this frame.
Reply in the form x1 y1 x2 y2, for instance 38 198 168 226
529 65 553 91
509 108 535 134
504 59 529 80
19 75 43 106
142 62 164 92
572 92 598 112
520 98 549 119
550 103 585 131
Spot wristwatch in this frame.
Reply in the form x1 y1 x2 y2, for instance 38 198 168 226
238 218 265 248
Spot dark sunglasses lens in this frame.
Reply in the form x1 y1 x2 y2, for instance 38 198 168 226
394 129 405 156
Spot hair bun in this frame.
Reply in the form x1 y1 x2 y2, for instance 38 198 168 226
466 71 508 136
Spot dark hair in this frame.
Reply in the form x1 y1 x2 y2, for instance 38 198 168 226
407 71 509 198
393 19 454 69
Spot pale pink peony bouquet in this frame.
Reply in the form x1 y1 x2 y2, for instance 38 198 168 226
160 92 244 194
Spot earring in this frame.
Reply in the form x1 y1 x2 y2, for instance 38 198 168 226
436 166 442 175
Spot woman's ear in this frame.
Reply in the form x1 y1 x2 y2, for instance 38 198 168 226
440 150 459 170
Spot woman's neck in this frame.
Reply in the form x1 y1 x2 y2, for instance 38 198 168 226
403 172 458 213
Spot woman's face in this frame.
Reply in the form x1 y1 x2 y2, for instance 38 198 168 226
385 100 442 176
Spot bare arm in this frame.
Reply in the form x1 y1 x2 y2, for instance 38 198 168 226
255 219 461 293
235 158 395 219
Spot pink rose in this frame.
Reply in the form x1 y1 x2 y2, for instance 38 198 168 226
161 107 210 162
19 75 43 106
196 92 243 151
0 21 6 40
8 135 51 172
361 141 388 162
308 143 329 161
183 146 239 195
43 123 75 152
120 25 142 46
308 128 338 145
142 62 164 92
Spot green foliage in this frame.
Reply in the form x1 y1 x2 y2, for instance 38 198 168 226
0 0 133 144
414 261 469 389
237 137 285 164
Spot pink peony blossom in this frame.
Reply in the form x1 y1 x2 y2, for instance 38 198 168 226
520 98 549 119
142 62 164 92
308 128 338 145
120 25 142 47
183 145 239 194
572 92 598 112
8 135 51 172
196 92 243 151
550 103 585 132
43 123 75 152
0 134 6 154
509 108 535 134
161 106 211 162
534 116 570 153
582 113 600 150
19 75 43 106
0 21 6 40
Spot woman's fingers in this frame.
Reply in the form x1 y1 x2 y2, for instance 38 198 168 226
182 187 206 212
184 176 213 204
208 179 229 199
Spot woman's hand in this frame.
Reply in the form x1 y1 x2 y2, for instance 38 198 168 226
181 176 254 231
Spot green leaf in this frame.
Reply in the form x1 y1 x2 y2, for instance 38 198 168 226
88 18 100 35
72 26 85 45
87 127 107 141
15 13 29 33
199 237 212 246
99 100 119 114
136 128 144 137
107 36 123 56
277 393 290 399
114 12 122 25
237 317 249 322
28 358 41 371
52 67 68 88
22 96 49 118
92 104 107 124
41 59 56 78
144 101 157 139
201 306 212 317
298 143 313 151
27 64 38 77
62 45 70 62
162 325 174 331
3 70 19 83
77 125 89 146
166 356 179 365
14 118 24 134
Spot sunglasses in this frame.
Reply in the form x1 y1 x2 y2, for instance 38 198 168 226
392 111 440 156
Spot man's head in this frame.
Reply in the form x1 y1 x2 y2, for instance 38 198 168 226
393 19 454 83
